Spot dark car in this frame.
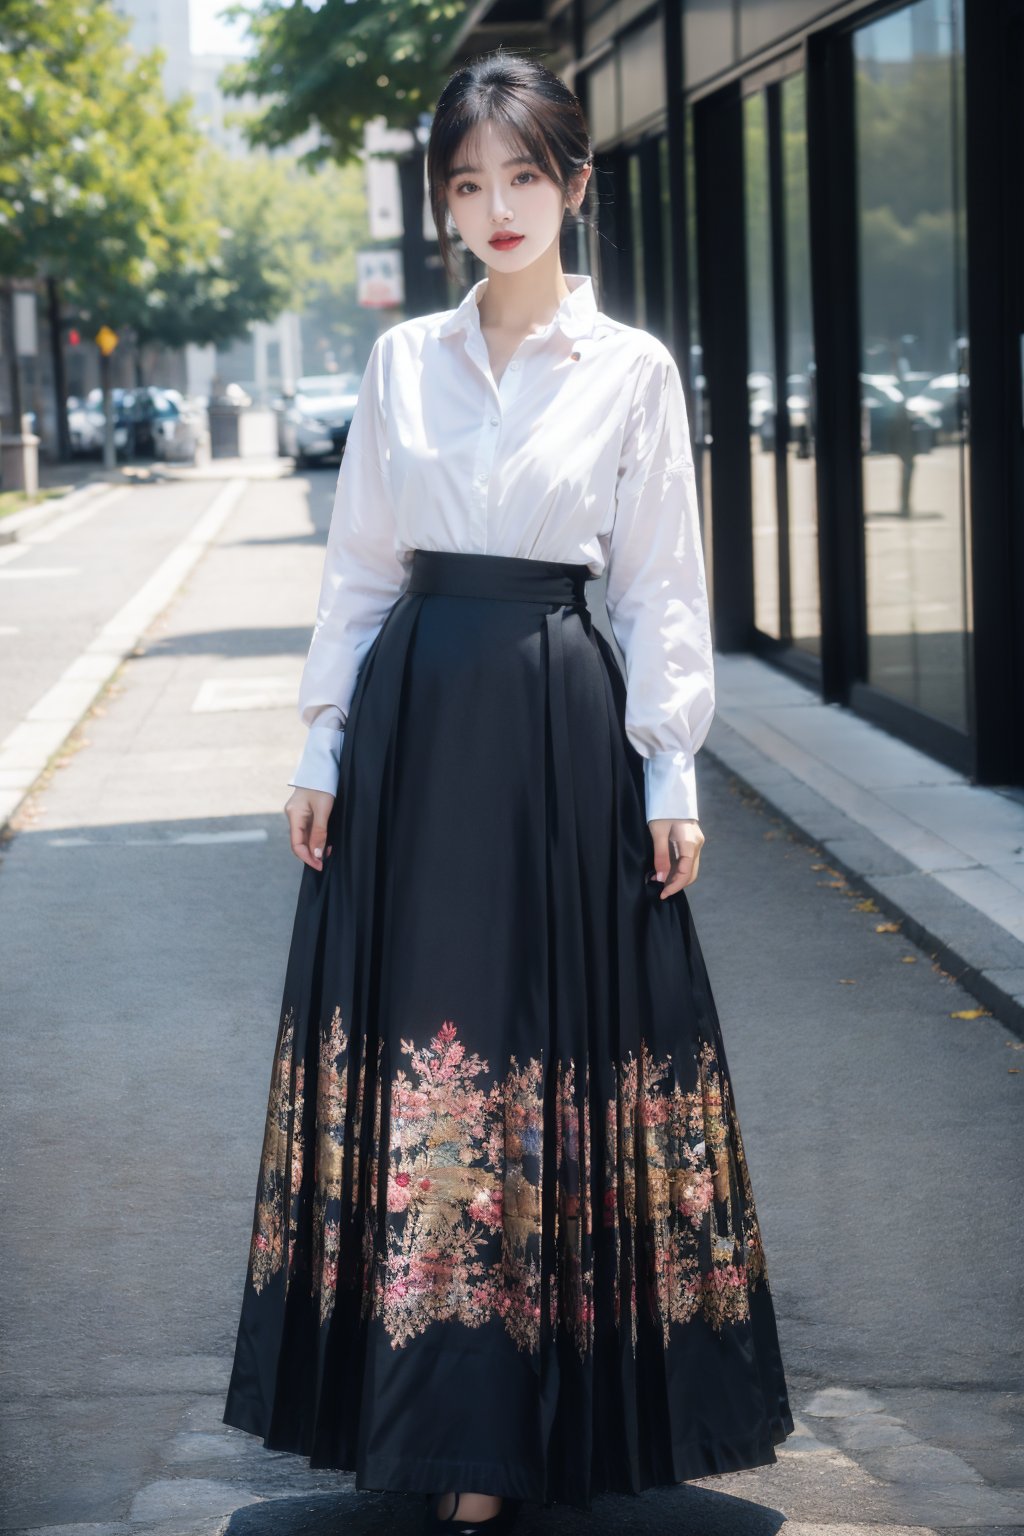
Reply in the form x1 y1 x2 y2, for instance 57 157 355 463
859 375 941 455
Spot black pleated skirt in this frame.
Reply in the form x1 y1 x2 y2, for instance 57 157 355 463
222 548 795 1510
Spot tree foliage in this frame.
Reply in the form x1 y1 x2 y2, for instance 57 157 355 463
0 0 210 324
218 0 467 164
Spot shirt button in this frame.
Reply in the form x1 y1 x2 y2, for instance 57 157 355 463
477 473 487 484
509 360 520 371
489 416 499 426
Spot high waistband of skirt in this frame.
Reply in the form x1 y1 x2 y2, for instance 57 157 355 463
406 547 591 607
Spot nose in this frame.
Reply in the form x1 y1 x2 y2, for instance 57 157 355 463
489 188 514 222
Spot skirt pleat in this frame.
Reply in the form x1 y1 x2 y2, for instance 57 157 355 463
222 548 795 1509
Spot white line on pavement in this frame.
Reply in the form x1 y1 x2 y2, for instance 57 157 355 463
0 477 249 831
45 829 269 847
0 566 80 579
26 485 130 543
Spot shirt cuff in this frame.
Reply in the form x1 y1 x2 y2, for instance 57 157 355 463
288 723 344 795
643 749 700 824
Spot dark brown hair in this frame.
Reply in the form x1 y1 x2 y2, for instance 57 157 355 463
427 49 594 283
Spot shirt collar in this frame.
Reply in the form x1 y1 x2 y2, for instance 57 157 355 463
436 271 597 343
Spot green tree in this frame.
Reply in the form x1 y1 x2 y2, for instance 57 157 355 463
127 148 295 359
0 0 208 312
218 0 467 165
0 0 212 453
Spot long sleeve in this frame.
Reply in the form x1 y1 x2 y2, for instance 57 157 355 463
288 332 407 795
604 342 716 824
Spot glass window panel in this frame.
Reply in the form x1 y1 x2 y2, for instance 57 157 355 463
781 71 821 658
684 106 714 627
853 0 971 730
744 91 781 639
660 135 674 345
621 17 666 131
628 153 646 328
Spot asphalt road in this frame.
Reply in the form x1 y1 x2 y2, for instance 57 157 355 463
1 469 1020 1536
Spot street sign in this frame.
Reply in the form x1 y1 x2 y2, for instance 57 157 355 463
95 325 118 356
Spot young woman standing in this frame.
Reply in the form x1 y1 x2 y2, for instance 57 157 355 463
223 50 794 1536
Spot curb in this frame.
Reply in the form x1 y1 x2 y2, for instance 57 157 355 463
0 474 120 543
702 718 1024 1042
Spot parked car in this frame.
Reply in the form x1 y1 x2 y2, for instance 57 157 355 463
905 372 967 441
120 386 175 457
69 392 129 456
275 373 361 467
150 389 210 464
860 374 941 455
755 373 815 458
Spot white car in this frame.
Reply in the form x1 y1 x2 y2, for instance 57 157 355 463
276 373 361 467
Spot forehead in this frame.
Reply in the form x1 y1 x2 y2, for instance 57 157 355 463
451 122 533 170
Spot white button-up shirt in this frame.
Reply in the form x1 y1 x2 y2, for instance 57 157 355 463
288 271 715 822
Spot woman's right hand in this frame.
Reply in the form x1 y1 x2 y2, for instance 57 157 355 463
285 787 336 871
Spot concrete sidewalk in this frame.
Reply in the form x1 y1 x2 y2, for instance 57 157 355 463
2 455 290 545
1 468 1020 1534
701 655 1024 1038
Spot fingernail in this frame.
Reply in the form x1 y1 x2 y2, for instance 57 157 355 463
313 846 322 858
655 871 666 882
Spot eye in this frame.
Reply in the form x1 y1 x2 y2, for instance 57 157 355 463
454 180 478 195
514 170 536 185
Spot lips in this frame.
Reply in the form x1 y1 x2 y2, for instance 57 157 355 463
490 233 524 248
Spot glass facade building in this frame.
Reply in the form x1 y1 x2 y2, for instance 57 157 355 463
452 0 1024 799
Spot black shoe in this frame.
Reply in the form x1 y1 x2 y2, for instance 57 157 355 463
421 1490 522 1535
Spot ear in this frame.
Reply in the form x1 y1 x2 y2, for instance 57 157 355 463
567 162 593 213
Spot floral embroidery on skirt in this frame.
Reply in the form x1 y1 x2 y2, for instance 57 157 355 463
247 1011 772 1359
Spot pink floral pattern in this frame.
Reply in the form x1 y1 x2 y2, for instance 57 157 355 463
246 1012 770 1356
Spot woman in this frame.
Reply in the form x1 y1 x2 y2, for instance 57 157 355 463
222 50 794 1536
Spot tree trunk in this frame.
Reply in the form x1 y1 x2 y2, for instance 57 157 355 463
46 275 72 461
1 283 25 434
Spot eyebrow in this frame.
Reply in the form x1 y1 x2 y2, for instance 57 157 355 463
447 155 536 178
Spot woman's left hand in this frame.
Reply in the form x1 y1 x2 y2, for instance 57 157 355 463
648 817 704 896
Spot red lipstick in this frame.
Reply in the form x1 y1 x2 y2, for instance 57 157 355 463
489 233 524 250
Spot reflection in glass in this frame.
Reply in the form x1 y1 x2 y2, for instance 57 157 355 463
684 106 714 627
660 136 674 345
743 91 780 638
781 73 821 658
854 0 971 731
628 153 646 327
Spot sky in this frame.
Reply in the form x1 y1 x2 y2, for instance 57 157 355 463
188 0 256 56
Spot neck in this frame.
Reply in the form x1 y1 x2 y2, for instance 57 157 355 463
476 255 574 335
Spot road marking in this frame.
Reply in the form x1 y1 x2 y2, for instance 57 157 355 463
192 677 297 713
26 485 130 543
0 478 248 831
0 566 80 579
46 829 269 847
